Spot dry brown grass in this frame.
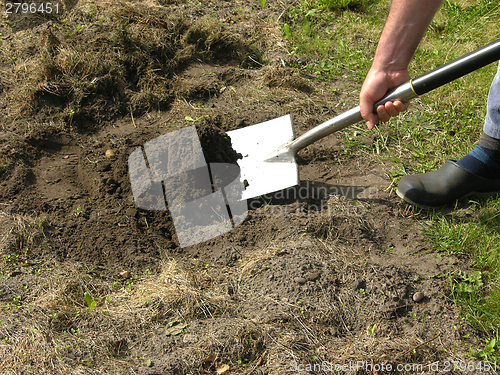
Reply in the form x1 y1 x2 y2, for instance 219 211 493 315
2 0 264 132
0 206 470 374
0 213 240 373
0 157 14 178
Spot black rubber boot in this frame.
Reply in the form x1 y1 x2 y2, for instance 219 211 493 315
396 161 500 208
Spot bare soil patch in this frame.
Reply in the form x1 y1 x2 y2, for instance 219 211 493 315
0 1 492 374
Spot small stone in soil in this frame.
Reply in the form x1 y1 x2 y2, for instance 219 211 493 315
413 291 424 302
119 270 131 278
294 277 306 285
105 149 116 159
306 272 320 281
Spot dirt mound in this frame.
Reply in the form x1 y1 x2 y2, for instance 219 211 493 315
2 3 263 133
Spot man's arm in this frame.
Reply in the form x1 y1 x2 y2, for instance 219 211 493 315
360 0 443 129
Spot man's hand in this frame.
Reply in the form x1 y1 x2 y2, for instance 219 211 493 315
360 67 411 129
358 0 442 130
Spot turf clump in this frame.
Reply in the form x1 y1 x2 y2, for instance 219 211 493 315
3 4 261 131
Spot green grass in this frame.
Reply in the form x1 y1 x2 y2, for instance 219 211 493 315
282 0 384 80
423 199 500 359
426 200 500 270
282 0 500 353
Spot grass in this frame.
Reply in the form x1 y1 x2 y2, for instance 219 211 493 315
281 0 385 80
424 199 500 337
376 2 500 347
281 0 500 354
0 239 234 373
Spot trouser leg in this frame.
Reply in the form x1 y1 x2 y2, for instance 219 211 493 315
483 63 500 140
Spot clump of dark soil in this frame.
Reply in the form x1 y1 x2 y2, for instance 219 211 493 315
197 116 242 164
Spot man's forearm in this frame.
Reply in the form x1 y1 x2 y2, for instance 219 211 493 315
372 0 443 71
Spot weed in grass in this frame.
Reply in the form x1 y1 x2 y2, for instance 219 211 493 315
125 281 134 293
185 115 203 122
366 323 376 338
260 196 272 212
3 252 20 263
84 292 97 312
165 321 187 336
284 23 291 38
452 271 484 296
474 338 498 361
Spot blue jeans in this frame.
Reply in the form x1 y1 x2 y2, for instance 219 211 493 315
484 63 500 139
